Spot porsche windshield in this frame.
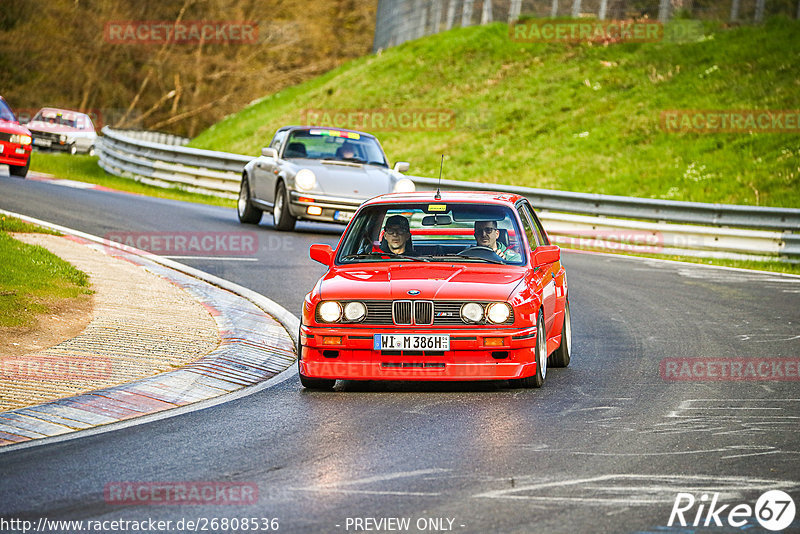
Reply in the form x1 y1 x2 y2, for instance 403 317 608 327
284 128 387 166
338 203 526 266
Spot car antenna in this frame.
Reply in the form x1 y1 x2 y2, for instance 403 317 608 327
435 154 443 200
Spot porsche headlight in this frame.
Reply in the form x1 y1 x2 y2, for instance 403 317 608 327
343 301 366 322
393 178 415 193
460 302 484 323
486 302 511 324
10 134 32 145
318 301 342 323
295 169 316 191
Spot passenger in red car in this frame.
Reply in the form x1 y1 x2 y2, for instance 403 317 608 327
380 215 416 256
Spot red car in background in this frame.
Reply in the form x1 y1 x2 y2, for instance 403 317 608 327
299 191 571 390
0 97 33 177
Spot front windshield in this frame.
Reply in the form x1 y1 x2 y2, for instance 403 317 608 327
33 110 78 128
338 202 527 266
284 128 387 166
0 100 17 122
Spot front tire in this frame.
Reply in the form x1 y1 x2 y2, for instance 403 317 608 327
273 182 296 231
549 299 571 368
68 143 78 155
9 158 29 178
513 310 546 388
237 175 263 224
299 371 336 390
297 324 335 390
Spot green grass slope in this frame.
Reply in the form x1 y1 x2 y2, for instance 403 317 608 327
191 18 800 207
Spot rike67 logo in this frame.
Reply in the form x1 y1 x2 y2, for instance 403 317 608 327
669 490 796 531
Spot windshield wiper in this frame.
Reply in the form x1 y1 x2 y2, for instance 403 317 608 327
427 254 505 265
342 253 429 262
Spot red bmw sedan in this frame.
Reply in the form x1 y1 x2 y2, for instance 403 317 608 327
0 96 33 178
299 191 571 389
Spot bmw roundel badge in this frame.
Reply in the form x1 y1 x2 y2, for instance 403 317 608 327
407 289 421 295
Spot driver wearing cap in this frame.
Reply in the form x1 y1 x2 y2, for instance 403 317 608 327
380 215 417 256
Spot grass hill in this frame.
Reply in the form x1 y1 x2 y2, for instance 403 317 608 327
190 17 800 207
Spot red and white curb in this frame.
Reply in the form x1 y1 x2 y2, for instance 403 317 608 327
0 209 299 452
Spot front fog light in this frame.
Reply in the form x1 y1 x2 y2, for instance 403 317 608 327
319 301 342 322
460 302 483 323
486 302 511 324
343 301 366 322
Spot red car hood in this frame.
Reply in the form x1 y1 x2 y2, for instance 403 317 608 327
0 120 31 136
26 121 83 134
318 263 526 301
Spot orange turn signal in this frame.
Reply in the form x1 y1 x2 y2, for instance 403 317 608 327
322 336 342 345
483 337 505 347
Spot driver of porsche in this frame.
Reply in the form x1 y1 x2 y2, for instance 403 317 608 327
473 220 520 262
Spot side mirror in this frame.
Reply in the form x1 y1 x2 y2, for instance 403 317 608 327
309 243 334 266
533 245 560 267
393 161 410 173
262 147 278 158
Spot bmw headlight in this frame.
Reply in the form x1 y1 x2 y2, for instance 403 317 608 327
10 134 32 145
318 301 342 323
343 301 366 322
393 178 415 193
486 302 511 324
295 169 316 191
460 302 484 323
59 134 67 143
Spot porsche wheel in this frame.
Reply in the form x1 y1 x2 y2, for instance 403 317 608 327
273 182 296 231
549 299 571 368
513 310 546 388
237 175 263 224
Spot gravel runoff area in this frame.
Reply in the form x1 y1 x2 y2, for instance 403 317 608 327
1 233 221 412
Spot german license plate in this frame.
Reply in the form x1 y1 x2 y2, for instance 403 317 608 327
374 334 450 351
334 210 353 222
34 138 51 147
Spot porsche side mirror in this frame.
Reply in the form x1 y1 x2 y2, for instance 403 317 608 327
310 244 334 266
393 161 410 173
262 147 278 158
533 245 560 267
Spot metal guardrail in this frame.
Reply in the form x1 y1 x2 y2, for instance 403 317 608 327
96 128 800 261
98 127 249 199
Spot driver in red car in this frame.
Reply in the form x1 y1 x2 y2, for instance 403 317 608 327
380 215 417 256
474 220 520 262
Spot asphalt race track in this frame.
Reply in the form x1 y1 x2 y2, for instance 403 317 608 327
1 174 799 533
